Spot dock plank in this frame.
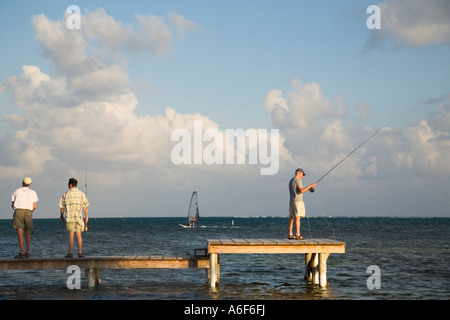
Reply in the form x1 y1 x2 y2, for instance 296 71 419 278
218 239 237 245
258 239 278 245
245 239 264 245
207 238 345 254
0 255 210 271
231 239 250 245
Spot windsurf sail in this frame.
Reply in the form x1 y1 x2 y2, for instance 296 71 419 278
187 191 200 226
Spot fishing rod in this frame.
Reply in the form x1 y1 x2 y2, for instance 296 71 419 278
310 116 398 193
84 160 88 231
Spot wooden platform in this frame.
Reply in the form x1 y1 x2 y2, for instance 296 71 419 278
0 255 210 287
0 238 345 289
207 238 345 288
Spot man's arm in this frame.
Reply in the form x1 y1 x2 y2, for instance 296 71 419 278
83 207 88 224
300 183 317 194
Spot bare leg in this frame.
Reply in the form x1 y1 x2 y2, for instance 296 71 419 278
295 217 301 237
68 231 74 254
17 228 25 255
288 216 293 236
24 229 31 255
75 232 83 254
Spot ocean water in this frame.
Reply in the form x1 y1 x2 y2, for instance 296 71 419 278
0 217 448 300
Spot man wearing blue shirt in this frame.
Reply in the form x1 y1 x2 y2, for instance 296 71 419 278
288 168 316 240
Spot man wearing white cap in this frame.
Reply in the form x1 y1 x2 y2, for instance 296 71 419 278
12 177 39 258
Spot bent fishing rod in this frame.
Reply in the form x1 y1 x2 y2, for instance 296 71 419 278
310 116 398 193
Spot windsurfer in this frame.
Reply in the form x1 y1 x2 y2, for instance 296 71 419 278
189 216 197 228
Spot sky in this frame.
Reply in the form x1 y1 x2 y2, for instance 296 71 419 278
0 0 449 219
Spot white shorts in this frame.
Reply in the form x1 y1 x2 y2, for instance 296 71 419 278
289 201 305 217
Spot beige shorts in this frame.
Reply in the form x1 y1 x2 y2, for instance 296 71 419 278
289 201 305 217
13 209 34 230
66 220 85 232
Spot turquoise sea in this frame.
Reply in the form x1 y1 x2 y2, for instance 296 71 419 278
0 217 449 300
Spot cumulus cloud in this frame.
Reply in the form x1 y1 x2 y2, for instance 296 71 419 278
0 64 219 179
0 8 281 191
365 0 450 48
0 9 206 184
264 78 350 172
81 8 200 56
403 101 450 175
168 12 203 40
264 79 450 182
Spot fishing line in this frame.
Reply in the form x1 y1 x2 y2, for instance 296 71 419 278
305 214 313 239
313 193 336 239
305 117 399 238
31 234 49 257
305 171 335 239
310 116 399 190
318 167 335 201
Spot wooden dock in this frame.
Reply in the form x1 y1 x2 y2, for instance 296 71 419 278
0 255 210 287
0 238 345 289
207 238 345 288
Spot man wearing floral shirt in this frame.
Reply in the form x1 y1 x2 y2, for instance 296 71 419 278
59 178 89 258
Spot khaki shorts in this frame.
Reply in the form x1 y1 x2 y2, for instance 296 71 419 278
66 220 85 232
289 201 305 217
13 209 34 230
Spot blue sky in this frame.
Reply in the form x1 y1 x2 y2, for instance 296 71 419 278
1 0 449 218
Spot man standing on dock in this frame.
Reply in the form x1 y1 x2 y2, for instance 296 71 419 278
59 178 89 258
288 168 316 240
12 177 39 258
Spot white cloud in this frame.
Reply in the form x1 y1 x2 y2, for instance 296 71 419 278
264 78 350 172
356 102 371 122
1 7 271 196
264 78 450 183
0 9 207 184
265 78 347 130
1 65 219 170
81 8 200 56
168 12 202 39
403 103 450 175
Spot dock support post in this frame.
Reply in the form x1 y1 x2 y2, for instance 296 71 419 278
311 253 319 285
209 253 219 288
319 253 329 288
304 253 312 282
86 268 101 287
